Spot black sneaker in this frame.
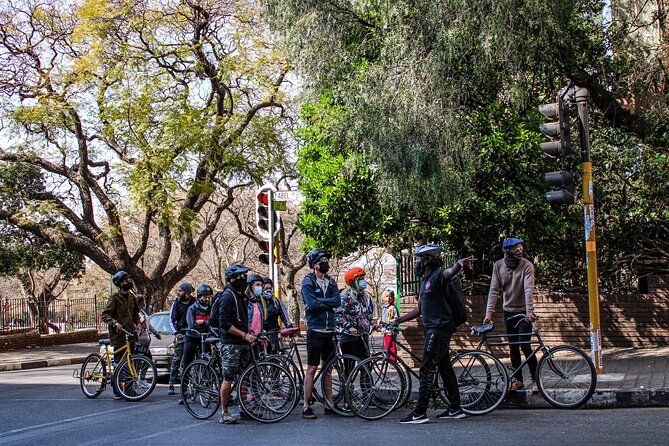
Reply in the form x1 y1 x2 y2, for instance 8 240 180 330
437 408 466 420
400 412 429 424
324 406 334 415
239 410 251 420
167 385 175 395
303 407 318 419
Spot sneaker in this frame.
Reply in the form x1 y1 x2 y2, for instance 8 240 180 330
302 407 318 419
324 406 334 415
400 412 429 424
113 394 123 400
239 410 251 420
167 385 175 395
437 408 466 420
218 412 237 424
510 380 525 391
177 397 184 405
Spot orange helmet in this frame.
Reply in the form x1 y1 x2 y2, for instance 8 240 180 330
344 267 366 286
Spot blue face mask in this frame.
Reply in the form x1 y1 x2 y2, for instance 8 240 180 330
253 286 263 298
358 279 368 290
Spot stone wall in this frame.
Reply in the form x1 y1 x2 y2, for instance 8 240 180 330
398 291 669 367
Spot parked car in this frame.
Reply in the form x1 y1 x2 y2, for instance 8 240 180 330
148 311 174 373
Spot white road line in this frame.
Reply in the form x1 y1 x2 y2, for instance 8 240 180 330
132 421 204 441
0 407 129 437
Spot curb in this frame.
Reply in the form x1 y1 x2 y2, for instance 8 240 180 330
0 356 88 372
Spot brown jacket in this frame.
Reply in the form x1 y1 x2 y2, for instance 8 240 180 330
486 258 535 316
101 291 139 348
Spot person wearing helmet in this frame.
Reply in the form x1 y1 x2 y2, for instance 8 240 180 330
483 237 537 391
259 277 292 353
336 267 374 378
101 271 140 400
301 248 341 419
245 273 265 341
180 283 214 399
393 244 475 424
216 264 256 425
167 282 195 395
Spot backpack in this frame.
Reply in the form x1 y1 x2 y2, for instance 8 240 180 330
209 291 226 329
446 275 468 328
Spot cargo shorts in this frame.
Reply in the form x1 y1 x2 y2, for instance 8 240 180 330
220 344 251 381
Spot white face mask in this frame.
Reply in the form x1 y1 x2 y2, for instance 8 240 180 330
358 279 368 290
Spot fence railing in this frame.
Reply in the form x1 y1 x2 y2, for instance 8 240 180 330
0 296 104 335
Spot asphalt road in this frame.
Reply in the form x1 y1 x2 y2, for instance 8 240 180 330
0 365 667 446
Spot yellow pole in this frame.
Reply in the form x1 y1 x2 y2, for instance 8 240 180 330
576 87 603 374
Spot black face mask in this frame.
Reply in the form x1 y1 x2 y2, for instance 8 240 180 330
413 258 425 277
121 281 134 291
232 279 247 293
319 262 330 274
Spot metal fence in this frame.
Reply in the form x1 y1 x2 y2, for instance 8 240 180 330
0 295 104 335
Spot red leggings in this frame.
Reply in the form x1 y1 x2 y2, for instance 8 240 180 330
383 334 398 361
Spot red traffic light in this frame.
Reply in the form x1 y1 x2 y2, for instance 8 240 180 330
258 241 269 252
257 192 268 205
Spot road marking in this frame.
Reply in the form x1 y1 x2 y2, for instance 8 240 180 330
132 421 204 441
0 407 129 437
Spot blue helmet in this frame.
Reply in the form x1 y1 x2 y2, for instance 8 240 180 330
197 284 213 296
415 244 442 258
112 271 130 287
246 273 263 285
224 263 252 280
306 248 329 268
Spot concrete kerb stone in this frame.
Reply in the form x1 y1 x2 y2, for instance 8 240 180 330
0 356 88 372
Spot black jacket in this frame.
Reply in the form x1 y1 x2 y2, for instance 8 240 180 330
218 284 248 345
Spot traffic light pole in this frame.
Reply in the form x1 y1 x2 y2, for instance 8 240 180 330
575 87 603 374
268 190 276 286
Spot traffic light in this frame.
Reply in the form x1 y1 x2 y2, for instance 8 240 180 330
539 90 575 205
255 186 281 239
258 240 270 264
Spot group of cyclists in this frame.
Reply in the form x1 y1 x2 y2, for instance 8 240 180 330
103 236 537 426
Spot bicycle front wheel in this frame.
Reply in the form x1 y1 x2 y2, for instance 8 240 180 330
80 353 107 398
238 361 297 423
445 350 508 415
320 354 362 417
181 360 221 419
537 345 596 409
112 354 157 402
346 355 405 420
264 354 303 409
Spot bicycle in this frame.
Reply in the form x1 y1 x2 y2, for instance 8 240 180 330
345 324 508 420
180 332 298 423
471 314 597 409
75 328 157 402
264 327 363 417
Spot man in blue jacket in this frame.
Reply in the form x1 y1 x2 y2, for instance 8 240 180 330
301 248 341 419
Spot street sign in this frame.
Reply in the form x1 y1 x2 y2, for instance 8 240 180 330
272 201 287 211
274 190 302 201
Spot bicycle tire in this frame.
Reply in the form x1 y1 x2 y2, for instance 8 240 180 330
440 350 508 415
181 360 221 419
536 345 596 409
320 354 361 417
395 361 413 410
112 354 157 402
346 355 405 420
80 353 106 398
264 354 303 409
238 361 297 423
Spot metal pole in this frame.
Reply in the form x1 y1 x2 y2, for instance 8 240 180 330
575 87 603 374
274 233 281 300
268 190 275 286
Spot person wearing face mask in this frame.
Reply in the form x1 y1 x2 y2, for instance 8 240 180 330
135 294 162 360
301 248 341 419
245 274 266 341
391 245 474 424
102 271 140 400
337 268 374 377
181 283 213 399
167 282 195 395
483 237 537 391
259 277 292 353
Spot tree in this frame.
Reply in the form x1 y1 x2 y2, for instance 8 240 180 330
0 0 292 309
0 163 85 333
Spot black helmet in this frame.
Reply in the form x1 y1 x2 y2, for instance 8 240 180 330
224 264 252 280
415 244 442 258
246 273 263 285
306 248 329 268
197 284 213 296
112 271 130 287
262 276 273 285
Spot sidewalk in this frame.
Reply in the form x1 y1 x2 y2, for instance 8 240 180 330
1 342 667 408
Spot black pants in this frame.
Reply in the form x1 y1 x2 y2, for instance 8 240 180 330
415 329 460 415
504 311 537 382
340 337 370 377
182 337 202 371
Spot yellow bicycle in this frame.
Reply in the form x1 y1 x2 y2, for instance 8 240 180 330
74 328 157 401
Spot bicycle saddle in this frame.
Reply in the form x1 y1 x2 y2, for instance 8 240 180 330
470 323 494 335
98 339 111 346
204 337 219 344
280 327 300 337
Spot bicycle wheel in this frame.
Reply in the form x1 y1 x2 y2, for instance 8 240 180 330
265 354 303 408
238 361 297 423
346 355 405 420
441 350 508 415
80 353 107 398
112 354 157 402
536 345 596 409
395 362 413 410
320 354 361 417
181 360 221 419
